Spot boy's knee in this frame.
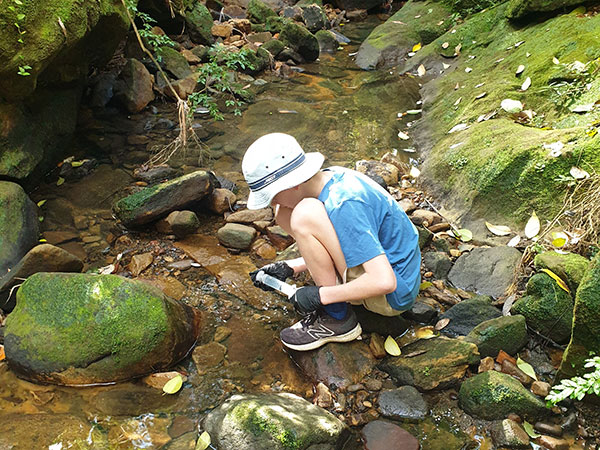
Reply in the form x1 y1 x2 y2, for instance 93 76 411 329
289 198 326 235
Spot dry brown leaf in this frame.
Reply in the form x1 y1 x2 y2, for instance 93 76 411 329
435 318 450 330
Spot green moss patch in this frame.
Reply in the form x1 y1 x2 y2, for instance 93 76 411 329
534 251 590 293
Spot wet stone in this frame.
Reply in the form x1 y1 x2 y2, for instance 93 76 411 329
361 420 419 450
168 259 194 271
208 188 236 215
163 431 197 450
369 333 386 359
535 422 563 437
501 359 534 386
404 297 439 324
439 296 501 337
217 223 257 250
378 386 428 421
531 381 551 397
538 435 570 450
315 382 333 408
192 341 227 372
214 326 232 342
491 419 530 448
265 225 294 250
364 379 383 392
129 252 154 276
169 416 196 438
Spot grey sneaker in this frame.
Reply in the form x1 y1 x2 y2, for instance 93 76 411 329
280 307 362 351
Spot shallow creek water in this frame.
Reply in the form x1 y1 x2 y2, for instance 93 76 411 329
0 18 496 449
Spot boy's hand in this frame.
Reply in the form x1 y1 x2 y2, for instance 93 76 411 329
249 261 294 291
290 286 322 314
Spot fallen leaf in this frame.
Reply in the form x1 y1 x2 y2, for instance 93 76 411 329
455 43 462 55
552 56 560 65
521 77 531 91
551 231 568 248
543 141 564 157
448 123 469 133
501 99 524 114
417 64 426 77
454 97 462 106
516 64 525 75
435 318 450 330
571 104 595 113
475 82 485 88
406 109 422 115
465 67 473 73
523 421 541 439
540 268 570 294
507 235 521 247
195 431 211 450
409 166 421 178
454 228 472 242
516 356 537 380
58 17 67 38
37 200 47 207
442 42 449 49
0 345 5 361
570 166 590 180
412 42 422 52
56 177 65 186
415 326 436 339
420 281 433 290
278 110 298 114
162 374 183 394
398 131 410 140
384 336 401 356
454 82 460 90
524 212 540 239
477 111 497 122
475 92 487 100
514 40 525 48
485 222 512 236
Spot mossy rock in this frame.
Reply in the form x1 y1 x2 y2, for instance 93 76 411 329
378 336 480 391
261 39 285 57
459 370 547 420
0 0 130 101
159 47 193 80
316 30 338 54
355 0 453 70
442 0 505 15
184 1 214 45
506 0 587 20
511 273 573 343
247 0 277 24
112 170 215 227
4 272 202 385
0 181 39 276
279 21 319 62
203 393 349 449
559 253 600 378
399 4 600 225
534 251 590 294
465 315 528 357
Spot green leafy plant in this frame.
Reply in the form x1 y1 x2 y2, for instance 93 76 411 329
10 0 30 73
17 65 31 76
188 44 256 120
124 0 175 61
546 356 600 407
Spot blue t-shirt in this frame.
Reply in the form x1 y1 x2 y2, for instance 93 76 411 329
318 167 421 310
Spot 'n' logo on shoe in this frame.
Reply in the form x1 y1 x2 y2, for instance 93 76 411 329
307 323 335 340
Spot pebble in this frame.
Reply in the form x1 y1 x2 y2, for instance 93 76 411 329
531 380 551 397
538 435 570 450
347 383 365 393
478 356 495 373
314 382 333 408
364 379 383 391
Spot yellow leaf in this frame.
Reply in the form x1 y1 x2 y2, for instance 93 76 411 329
195 431 211 450
415 326 436 339
162 374 183 394
0 345 5 361
417 64 426 77
384 336 401 356
523 421 540 438
37 199 47 207
524 212 540 239
57 177 65 186
551 231 568 248
516 356 537 381
39 238 47 243
540 268 570 294
412 42 422 52
419 281 433 291
71 161 84 167
485 221 512 236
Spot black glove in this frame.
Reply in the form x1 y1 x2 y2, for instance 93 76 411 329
290 286 322 315
249 261 294 292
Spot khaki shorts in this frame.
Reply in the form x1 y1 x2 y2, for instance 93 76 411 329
344 266 403 317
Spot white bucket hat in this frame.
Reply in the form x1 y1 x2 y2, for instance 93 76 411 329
242 133 324 210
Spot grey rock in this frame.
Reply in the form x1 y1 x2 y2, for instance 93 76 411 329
423 251 452 279
301 4 328 33
114 59 155 113
361 420 419 450
316 30 338 54
217 223 257 250
404 297 440 324
448 247 522 298
378 386 428 421
166 210 200 238
203 393 349 450
439 296 501 337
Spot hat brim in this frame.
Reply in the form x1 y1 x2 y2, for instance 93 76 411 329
247 152 325 210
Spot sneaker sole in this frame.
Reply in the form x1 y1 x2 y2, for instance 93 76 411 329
282 323 363 352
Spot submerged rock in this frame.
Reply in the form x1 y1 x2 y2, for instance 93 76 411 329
112 170 215 227
203 393 349 450
534 251 590 294
458 370 547 420
379 336 480 391
361 420 419 450
511 273 573 344
491 418 530 448
4 272 202 385
378 386 428 421
560 253 600 378
448 247 522 299
0 244 83 313
0 182 39 277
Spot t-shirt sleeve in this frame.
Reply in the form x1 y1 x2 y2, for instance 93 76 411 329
328 200 384 268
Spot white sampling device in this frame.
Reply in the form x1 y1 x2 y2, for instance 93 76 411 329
255 270 297 298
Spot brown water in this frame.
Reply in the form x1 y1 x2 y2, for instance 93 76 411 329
0 18 487 449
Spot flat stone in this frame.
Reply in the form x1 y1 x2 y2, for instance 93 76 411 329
225 207 273 224
378 386 428 421
42 230 79 245
217 223 257 250
129 252 154 276
192 341 227 372
538 435 570 450
361 420 419 450
168 259 194 271
448 247 522 298
214 326 232 342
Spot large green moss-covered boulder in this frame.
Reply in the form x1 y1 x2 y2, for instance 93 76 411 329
4 272 202 385
0 181 39 277
459 370 547 420
0 0 131 101
204 393 349 449
355 0 453 70
184 1 214 45
511 273 574 343
559 254 600 378
247 0 277 24
506 0 587 20
443 0 505 15
279 21 319 62
534 251 590 294
113 170 215 227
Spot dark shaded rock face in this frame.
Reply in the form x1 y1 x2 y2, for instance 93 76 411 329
4 272 202 385
203 393 350 450
439 296 501 337
114 58 155 113
279 21 320 62
0 182 39 277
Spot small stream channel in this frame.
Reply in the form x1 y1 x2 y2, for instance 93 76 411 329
0 17 500 450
